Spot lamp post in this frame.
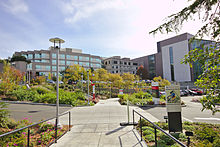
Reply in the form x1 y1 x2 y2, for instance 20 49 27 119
87 70 89 105
49 37 65 128
81 72 83 92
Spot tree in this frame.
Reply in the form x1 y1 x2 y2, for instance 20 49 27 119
150 0 220 41
108 73 123 89
0 61 23 95
153 76 171 87
150 0 220 114
182 44 220 114
10 55 31 63
95 68 109 82
62 65 86 82
136 65 148 80
122 73 135 89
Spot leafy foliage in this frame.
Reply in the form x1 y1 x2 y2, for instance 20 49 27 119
0 102 9 128
153 76 171 87
0 61 23 95
136 65 149 80
150 0 220 41
182 45 219 114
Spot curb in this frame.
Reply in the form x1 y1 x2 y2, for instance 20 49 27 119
138 104 187 107
0 100 72 107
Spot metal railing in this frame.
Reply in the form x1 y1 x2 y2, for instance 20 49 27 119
0 111 71 147
133 109 186 147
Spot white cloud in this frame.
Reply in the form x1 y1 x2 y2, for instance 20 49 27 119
60 0 126 24
0 0 29 15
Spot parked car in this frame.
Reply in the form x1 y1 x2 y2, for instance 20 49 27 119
180 90 189 96
187 89 197 96
47 80 55 84
160 91 166 96
190 89 203 95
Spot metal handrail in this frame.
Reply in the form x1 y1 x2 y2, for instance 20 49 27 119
133 109 186 147
0 111 71 146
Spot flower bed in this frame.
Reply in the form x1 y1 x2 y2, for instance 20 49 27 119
0 117 71 147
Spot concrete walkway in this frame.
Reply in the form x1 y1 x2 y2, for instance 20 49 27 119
51 98 158 147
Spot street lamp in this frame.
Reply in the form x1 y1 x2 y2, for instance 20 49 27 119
49 37 65 128
87 70 89 105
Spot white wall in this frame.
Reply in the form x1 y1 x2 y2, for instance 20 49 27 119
162 40 191 82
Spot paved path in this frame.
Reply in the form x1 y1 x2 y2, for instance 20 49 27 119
51 98 157 147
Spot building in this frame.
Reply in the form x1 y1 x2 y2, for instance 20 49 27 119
103 56 139 74
133 33 215 82
14 47 102 78
131 53 163 79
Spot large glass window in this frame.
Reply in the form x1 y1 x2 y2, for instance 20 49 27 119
74 56 78 60
52 60 56 65
27 54 33 59
59 66 65 71
52 53 57 59
66 55 73 60
27 63 32 70
41 60 49 63
59 60 65 65
66 61 74 65
36 65 50 71
59 54 65 59
41 53 49 59
79 56 89 61
52 66 56 71
35 54 41 58
169 47 175 81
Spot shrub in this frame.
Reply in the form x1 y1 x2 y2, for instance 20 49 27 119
194 126 219 143
32 86 50 95
12 87 37 101
0 102 9 128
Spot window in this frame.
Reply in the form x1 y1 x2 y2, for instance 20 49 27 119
113 61 118 64
36 65 50 71
34 60 41 62
27 54 33 59
74 56 78 60
79 56 89 61
169 47 175 81
59 66 65 71
52 53 57 58
59 54 65 59
35 54 41 58
27 63 32 70
52 60 56 65
66 61 74 65
41 60 49 63
128 62 130 65
59 60 65 65
41 53 49 59
52 66 56 71
133 63 138 66
124 62 127 65
74 61 78 64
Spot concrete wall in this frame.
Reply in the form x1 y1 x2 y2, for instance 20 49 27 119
161 40 191 82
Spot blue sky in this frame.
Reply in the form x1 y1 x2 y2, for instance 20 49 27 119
0 0 205 59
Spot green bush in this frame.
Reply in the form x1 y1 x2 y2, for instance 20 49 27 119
12 87 38 101
0 102 9 128
194 126 219 143
32 86 50 94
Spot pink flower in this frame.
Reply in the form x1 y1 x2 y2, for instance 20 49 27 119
38 141 41 143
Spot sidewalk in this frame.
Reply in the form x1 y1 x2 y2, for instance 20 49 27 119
51 98 159 147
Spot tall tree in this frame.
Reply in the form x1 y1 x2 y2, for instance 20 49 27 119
150 0 220 41
136 65 148 80
108 73 123 89
0 61 23 95
122 73 135 89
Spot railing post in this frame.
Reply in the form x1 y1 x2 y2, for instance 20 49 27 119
27 128 30 147
140 117 142 141
133 110 134 129
55 118 58 143
69 111 71 131
154 127 157 147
